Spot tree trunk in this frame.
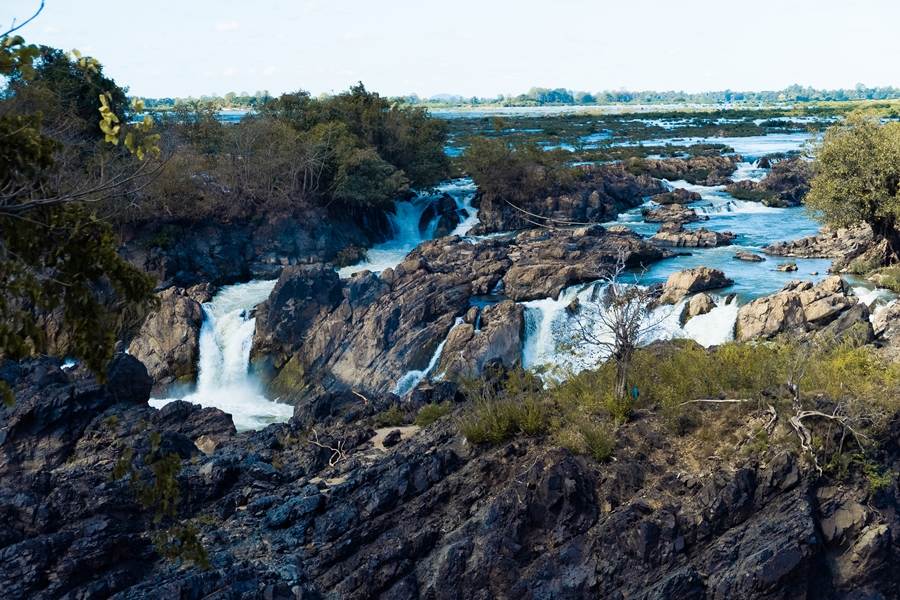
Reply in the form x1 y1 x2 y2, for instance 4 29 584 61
615 358 629 400
871 217 900 264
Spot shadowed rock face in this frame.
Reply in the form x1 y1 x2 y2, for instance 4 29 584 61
249 227 672 402
3 356 899 600
127 284 216 396
471 163 666 235
764 225 874 261
651 223 736 248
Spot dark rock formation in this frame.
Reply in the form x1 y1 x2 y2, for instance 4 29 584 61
437 300 525 379
651 223 736 248
734 251 766 262
726 158 813 207
643 203 706 224
250 227 672 401
470 163 666 235
127 284 216 395
3 356 899 599
626 154 741 186
651 187 702 205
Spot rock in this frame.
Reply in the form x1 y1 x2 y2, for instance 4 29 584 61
660 267 734 304
438 300 525 379
733 251 765 262
776 262 798 272
382 429 402 448
471 163 666 235
643 204 706 224
763 224 874 261
650 223 735 248
873 301 900 339
816 304 874 346
127 284 215 395
463 306 479 326
736 276 858 340
625 154 741 186
726 158 813 207
682 293 717 324
650 188 702 205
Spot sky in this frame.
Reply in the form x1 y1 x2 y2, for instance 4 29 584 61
3 0 900 99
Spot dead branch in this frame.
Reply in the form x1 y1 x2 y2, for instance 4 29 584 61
309 429 347 467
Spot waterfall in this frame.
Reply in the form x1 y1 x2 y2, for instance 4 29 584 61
150 280 294 432
338 178 479 278
522 282 740 379
392 317 464 397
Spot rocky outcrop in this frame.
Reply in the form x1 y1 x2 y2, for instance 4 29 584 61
735 277 866 341
643 203 706 224
127 284 216 395
437 300 525 378
726 158 812 207
764 224 875 262
651 223 736 248
650 187 702 205
252 226 671 402
734 251 765 262
3 356 899 599
625 154 741 186
660 267 734 304
873 301 900 339
776 262 799 272
682 293 717 324
251 228 672 401
471 163 666 235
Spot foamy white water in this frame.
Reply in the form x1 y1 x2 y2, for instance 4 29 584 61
338 179 478 277
149 280 294 432
731 161 769 183
392 317 465 396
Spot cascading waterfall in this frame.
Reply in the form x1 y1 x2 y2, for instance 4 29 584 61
150 280 294 432
392 317 465 396
338 178 479 278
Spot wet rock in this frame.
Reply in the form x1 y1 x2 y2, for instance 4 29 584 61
650 222 735 248
736 276 858 340
660 267 734 304
764 224 874 261
682 293 717 324
626 154 741 186
873 301 900 339
776 262 798 272
734 251 765 262
438 300 525 379
643 204 706 224
127 284 216 395
726 158 813 207
651 188 702 205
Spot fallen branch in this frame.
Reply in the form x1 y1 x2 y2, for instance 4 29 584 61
679 398 755 406
309 429 347 467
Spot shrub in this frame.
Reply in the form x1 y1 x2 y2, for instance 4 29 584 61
415 401 452 427
376 404 404 428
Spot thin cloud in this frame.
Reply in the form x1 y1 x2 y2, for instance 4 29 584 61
343 31 364 39
223 68 236 76
457 32 473 39
303 2 319 10
43 26 60 34
263 66 276 76
215 23 239 31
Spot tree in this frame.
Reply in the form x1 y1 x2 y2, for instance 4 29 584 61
561 252 669 416
805 113 900 263
1 24 158 406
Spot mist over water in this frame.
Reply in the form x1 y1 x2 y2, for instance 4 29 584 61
150 280 294 432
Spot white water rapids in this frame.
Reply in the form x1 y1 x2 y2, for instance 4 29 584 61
150 280 294 432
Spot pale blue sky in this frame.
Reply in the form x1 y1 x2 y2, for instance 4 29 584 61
3 0 899 98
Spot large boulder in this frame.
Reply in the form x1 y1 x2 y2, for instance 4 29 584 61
682 293 717 324
651 188 702 205
643 204 706 224
127 284 215 395
650 222 735 248
736 276 859 340
437 300 525 379
660 267 734 304
763 224 874 261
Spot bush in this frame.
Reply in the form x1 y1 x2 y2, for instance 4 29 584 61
415 401 452 427
376 404 404 427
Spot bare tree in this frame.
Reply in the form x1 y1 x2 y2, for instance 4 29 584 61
563 250 671 401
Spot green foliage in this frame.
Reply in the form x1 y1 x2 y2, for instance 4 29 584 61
376 404 405 427
579 422 614 462
849 256 881 275
806 113 900 258
875 267 900 293
151 522 211 570
456 367 547 443
415 401 452 427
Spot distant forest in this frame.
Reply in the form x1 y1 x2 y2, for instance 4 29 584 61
139 84 900 111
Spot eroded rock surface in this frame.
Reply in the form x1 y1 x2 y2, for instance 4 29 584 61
643 203 706 224
660 267 734 304
764 225 874 261
651 222 736 248
736 276 868 341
